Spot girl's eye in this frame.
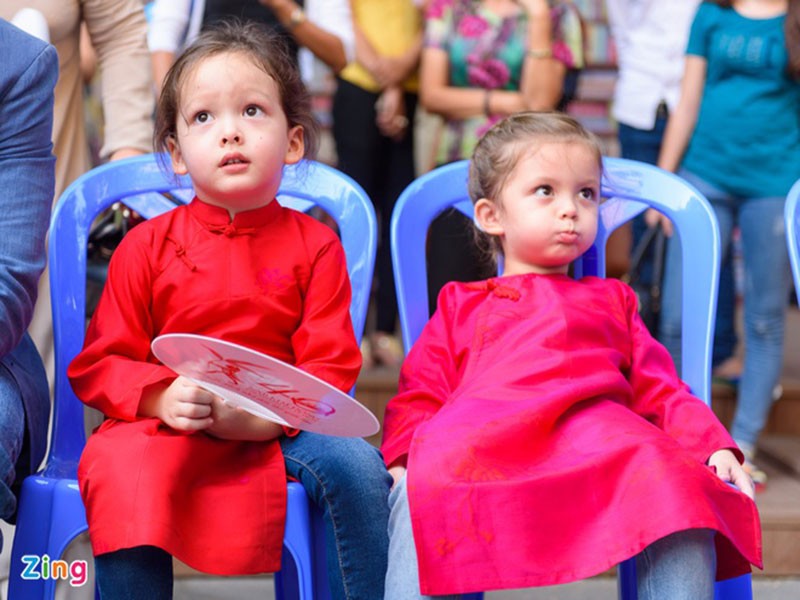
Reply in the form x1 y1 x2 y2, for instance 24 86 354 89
244 105 263 117
533 185 553 197
193 111 211 124
579 188 598 202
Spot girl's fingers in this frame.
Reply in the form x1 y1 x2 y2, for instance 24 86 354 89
729 467 756 500
174 378 216 405
178 399 213 419
172 415 214 432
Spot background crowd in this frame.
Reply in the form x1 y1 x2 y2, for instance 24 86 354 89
1 0 799 595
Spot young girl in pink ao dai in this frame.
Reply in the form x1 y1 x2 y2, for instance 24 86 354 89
381 112 761 599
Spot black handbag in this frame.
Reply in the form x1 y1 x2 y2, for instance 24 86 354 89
622 224 667 334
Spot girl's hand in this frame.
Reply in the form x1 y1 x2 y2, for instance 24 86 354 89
708 449 756 500
205 396 284 441
150 376 215 432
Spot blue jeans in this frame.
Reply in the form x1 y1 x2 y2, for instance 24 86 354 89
385 476 715 599
618 123 737 363
0 367 25 552
384 475 459 600
280 432 392 600
659 169 791 449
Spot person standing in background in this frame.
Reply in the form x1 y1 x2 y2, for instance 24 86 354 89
148 0 355 95
332 0 424 368
0 0 155 394
607 0 740 380
420 0 584 313
0 3 154 594
0 16 56 557
652 0 800 488
606 1 699 164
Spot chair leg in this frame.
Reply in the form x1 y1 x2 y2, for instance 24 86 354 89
310 498 335 600
276 482 315 600
618 557 638 600
9 476 89 599
9 477 52 598
714 573 753 600
275 547 301 600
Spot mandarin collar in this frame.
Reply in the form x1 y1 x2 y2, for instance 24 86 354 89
188 197 281 234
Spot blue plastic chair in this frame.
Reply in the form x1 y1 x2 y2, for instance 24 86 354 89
784 178 800 295
8 154 377 599
390 157 753 600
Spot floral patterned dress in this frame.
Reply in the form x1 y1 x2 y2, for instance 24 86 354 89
425 0 584 165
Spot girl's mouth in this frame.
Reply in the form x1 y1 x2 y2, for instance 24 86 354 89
220 154 248 167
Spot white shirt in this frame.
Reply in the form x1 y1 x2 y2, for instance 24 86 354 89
147 0 354 87
606 0 701 130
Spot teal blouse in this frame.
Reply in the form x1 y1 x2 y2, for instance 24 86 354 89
682 2 800 198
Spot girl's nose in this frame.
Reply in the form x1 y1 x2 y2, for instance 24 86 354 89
221 132 241 145
558 198 578 218
220 118 242 145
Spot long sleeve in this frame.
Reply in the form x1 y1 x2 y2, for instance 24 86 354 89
291 235 361 393
380 283 462 468
68 231 175 421
0 30 57 357
621 281 740 463
82 0 154 158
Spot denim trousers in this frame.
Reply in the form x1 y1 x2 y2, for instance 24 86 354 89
280 431 392 600
385 475 715 600
617 123 737 364
95 432 392 599
0 368 25 552
658 169 791 450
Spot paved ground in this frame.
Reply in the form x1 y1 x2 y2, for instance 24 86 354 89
173 574 800 599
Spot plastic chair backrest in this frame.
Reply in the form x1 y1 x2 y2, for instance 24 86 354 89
784 178 800 294
47 154 376 479
391 157 719 402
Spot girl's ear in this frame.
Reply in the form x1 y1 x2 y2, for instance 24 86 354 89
474 198 504 236
168 136 188 176
284 125 305 165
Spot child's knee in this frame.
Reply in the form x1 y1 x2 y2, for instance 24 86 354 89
636 528 716 598
312 437 391 492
